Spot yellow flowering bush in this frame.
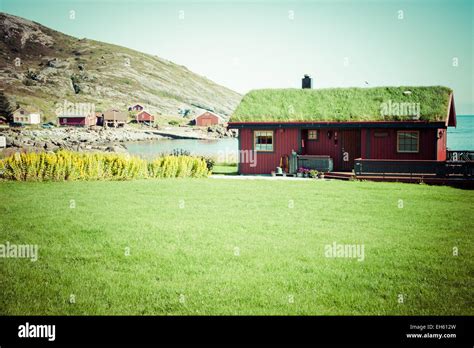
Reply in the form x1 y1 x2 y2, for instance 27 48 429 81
0 150 210 181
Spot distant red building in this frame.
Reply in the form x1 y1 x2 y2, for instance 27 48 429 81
194 111 222 127
129 104 144 112
57 113 96 127
136 110 154 123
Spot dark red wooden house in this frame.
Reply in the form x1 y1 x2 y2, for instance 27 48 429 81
229 85 458 176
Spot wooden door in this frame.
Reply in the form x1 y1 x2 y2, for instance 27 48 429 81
341 130 361 171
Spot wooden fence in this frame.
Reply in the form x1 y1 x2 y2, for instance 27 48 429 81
354 159 474 177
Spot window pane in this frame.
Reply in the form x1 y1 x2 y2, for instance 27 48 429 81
398 132 418 152
255 131 273 151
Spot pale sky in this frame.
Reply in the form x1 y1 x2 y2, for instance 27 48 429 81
1 0 473 113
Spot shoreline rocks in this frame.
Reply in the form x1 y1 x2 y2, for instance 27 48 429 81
0 127 168 154
0 125 237 155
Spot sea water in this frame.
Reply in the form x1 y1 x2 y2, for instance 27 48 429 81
447 115 474 150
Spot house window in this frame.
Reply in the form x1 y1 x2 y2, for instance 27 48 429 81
308 130 318 140
397 131 419 153
254 130 274 152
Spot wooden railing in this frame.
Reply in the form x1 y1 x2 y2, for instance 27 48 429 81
354 158 474 177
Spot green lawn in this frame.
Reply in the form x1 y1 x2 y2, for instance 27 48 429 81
0 179 472 315
212 164 238 175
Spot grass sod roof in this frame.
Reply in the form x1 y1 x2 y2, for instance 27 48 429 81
230 86 453 123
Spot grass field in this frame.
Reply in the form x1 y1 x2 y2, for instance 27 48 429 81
0 179 472 315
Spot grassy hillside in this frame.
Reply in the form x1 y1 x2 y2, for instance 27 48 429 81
0 179 472 315
0 12 241 120
230 86 452 122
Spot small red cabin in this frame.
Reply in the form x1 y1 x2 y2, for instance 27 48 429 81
57 113 96 127
129 104 144 112
195 111 222 127
228 86 457 175
136 110 154 123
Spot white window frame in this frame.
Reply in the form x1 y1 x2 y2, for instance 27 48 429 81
254 130 274 152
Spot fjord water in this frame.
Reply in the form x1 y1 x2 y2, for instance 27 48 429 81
126 116 474 158
126 137 239 159
448 115 474 150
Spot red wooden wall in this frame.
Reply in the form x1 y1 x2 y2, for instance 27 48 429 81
238 126 445 174
303 129 341 170
302 129 361 170
239 128 300 174
362 128 438 160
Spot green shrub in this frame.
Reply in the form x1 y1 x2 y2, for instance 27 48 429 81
201 156 215 171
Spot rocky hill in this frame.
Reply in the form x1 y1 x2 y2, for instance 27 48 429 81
0 12 241 121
